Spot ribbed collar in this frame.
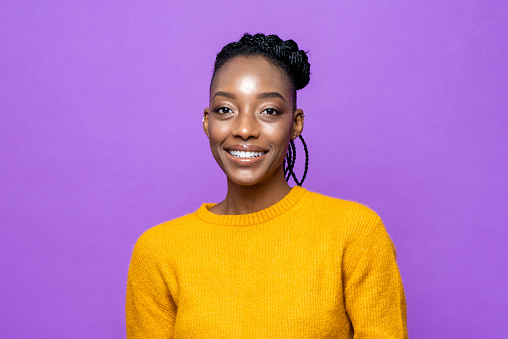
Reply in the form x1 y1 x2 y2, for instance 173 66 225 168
195 186 307 226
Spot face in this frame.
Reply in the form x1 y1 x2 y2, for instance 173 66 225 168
203 55 304 187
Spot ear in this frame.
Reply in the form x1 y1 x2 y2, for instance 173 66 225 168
203 108 210 138
291 109 304 140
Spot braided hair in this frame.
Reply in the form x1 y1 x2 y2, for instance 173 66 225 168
211 33 310 185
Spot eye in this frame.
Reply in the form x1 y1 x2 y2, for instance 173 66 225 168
262 108 281 115
214 106 233 114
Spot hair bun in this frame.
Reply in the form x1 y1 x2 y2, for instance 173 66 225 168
214 33 310 90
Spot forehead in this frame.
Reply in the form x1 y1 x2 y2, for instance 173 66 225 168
211 55 292 95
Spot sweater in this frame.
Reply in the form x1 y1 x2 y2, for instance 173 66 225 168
126 186 408 338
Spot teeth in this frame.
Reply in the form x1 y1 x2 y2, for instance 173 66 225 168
228 150 265 158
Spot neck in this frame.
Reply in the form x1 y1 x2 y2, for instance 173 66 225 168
212 168 292 215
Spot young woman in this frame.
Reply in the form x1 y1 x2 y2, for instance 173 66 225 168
126 33 408 338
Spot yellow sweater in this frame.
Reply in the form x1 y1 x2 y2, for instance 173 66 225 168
126 186 408 338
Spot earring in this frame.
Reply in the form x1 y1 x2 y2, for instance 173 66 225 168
202 117 205 122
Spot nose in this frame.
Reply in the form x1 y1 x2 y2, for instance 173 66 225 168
232 111 260 140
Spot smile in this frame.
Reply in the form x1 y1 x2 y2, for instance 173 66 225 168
227 150 266 158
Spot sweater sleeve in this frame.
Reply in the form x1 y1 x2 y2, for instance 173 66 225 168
126 231 178 338
343 218 408 338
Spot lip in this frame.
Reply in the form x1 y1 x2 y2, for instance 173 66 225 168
224 144 268 152
224 145 268 167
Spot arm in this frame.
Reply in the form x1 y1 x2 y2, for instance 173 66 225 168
126 232 178 338
343 219 408 338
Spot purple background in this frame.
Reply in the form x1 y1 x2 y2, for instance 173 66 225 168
1 1 507 338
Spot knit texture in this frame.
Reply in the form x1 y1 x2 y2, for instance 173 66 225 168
126 186 408 338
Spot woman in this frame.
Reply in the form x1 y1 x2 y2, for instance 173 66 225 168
126 33 408 338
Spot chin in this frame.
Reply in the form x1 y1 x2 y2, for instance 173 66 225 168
225 165 284 188
227 174 264 187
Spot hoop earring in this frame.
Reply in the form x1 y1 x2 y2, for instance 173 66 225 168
283 135 309 186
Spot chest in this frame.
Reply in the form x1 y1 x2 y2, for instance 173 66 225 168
170 226 352 337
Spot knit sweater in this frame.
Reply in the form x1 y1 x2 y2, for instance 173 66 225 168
126 186 408 338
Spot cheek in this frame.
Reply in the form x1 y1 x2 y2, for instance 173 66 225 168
264 121 293 152
208 121 228 144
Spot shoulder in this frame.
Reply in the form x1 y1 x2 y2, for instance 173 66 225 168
132 212 198 254
299 189 382 227
300 190 398 262
297 188 392 250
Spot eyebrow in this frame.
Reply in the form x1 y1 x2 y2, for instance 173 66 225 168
257 92 286 102
212 91 236 100
212 91 287 102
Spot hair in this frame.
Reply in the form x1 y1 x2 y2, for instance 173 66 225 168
212 33 310 103
211 33 310 185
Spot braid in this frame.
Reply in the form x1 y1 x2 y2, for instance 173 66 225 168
283 139 297 182
283 135 309 186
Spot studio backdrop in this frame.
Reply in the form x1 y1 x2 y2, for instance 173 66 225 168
1 1 506 338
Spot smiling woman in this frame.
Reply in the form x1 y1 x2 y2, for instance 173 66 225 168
126 33 408 338
204 55 302 209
